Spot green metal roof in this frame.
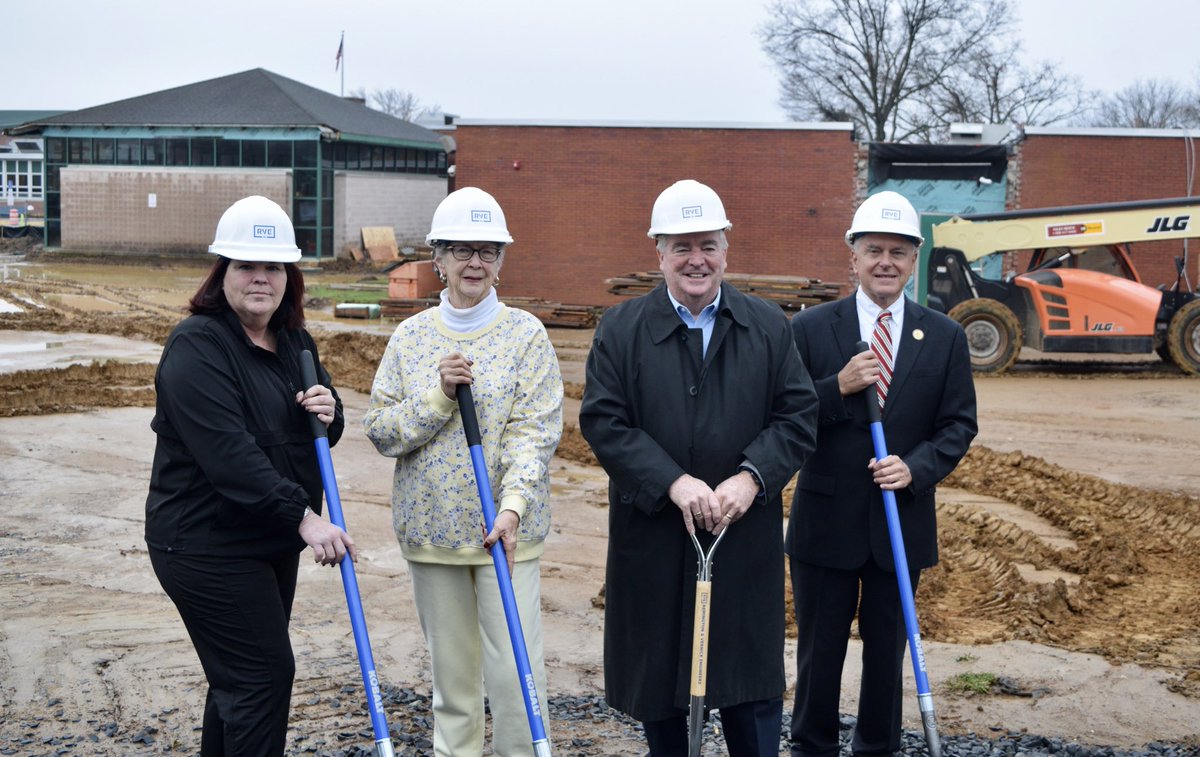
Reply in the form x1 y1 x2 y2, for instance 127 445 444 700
9 69 443 149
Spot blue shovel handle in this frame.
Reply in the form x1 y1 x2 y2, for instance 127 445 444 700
456 384 552 757
300 350 395 757
855 341 942 757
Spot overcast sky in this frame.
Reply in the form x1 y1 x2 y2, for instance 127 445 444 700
11 0 1199 123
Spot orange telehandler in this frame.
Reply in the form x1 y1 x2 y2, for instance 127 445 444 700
925 197 1200 375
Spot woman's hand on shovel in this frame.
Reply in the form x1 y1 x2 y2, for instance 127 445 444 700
299 508 358 566
484 510 521 576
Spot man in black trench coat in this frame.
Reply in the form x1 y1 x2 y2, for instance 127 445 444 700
580 179 818 756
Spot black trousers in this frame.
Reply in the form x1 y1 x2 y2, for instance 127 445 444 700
150 547 300 757
789 558 919 757
642 697 783 756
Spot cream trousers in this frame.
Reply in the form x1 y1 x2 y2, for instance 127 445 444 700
409 559 549 757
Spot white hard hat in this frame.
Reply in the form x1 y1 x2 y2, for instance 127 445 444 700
208 196 301 262
426 187 514 245
647 179 732 239
845 191 923 246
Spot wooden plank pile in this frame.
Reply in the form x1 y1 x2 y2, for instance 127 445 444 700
606 271 843 311
379 297 601 328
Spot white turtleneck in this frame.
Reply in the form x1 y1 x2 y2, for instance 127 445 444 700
438 287 502 333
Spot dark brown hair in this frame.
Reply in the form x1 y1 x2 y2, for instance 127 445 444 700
187 257 307 331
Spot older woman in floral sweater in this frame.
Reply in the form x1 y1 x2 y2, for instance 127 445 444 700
364 187 562 757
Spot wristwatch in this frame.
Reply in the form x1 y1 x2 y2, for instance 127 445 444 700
738 462 766 498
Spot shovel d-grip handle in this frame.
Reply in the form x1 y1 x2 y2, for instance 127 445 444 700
854 341 941 757
299 350 395 757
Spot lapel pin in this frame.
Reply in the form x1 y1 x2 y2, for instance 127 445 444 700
912 329 925 341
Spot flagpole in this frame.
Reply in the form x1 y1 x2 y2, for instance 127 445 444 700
337 31 345 96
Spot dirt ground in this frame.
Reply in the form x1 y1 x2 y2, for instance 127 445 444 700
1 254 1199 754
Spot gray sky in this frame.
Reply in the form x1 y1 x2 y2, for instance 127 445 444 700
12 0 1199 123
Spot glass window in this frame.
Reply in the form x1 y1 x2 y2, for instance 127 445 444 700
293 170 317 197
295 228 317 257
68 138 92 163
404 148 416 170
321 200 333 227
294 199 318 225
267 141 291 168
165 139 189 166
46 193 61 215
243 140 266 167
94 139 115 164
45 138 66 163
330 142 345 169
371 146 384 170
192 138 216 166
116 139 139 165
217 139 239 166
345 144 359 170
294 141 317 168
142 138 163 165
47 219 61 246
320 228 333 258
320 168 333 197
47 166 61 192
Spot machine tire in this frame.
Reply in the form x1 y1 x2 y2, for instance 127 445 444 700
947 298 1023 374
1166 299 1200 377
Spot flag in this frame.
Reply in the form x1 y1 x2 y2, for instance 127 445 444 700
335 33 344 71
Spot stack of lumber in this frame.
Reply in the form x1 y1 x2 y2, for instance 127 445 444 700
504 297 602 328
606 271 842 311
379 297 439 320
379 297 601 328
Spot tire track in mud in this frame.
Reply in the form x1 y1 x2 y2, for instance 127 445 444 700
929 447 1200 693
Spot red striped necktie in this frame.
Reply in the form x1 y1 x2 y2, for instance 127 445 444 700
871 311 895 409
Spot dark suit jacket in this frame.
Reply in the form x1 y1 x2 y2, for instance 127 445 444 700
786 294 977 572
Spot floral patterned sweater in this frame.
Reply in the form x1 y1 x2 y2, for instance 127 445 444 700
363 304 563 565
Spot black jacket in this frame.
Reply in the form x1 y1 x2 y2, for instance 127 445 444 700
580 282 817 720
787 295 977 572
145 309 343 557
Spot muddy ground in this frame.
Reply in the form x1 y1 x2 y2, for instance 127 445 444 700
1 253 1199 754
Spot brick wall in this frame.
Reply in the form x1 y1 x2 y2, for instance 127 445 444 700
452 124 861 306
60 167 290 253
335 172 446 255
1015 133 1199 289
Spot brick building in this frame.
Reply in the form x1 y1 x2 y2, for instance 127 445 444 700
450 121 1199 307
9 69 449 257
450 120 858 306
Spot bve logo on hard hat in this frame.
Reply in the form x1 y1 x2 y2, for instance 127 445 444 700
253 225 276 239
882 209 901 221
471 210 492 223
682 205 703 219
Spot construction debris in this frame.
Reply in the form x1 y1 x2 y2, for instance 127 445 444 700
606 271 842 311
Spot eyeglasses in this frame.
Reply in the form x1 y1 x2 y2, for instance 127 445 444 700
446 244 502 262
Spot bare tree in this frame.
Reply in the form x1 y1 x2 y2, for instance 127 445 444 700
759 0 1009 142
1092 79 1200 129
349 87 442 122
918 45 1094 138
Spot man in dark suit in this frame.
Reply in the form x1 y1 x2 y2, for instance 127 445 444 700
787 191 978 756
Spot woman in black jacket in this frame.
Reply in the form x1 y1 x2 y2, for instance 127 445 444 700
145 195 356 756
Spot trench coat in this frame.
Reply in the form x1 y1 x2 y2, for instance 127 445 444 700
579 282 818 722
